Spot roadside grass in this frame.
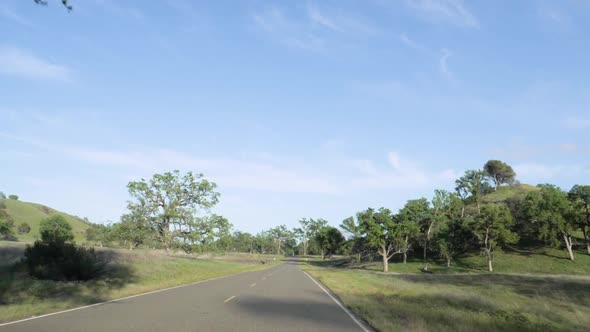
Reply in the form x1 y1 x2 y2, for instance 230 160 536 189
301 263 590 332
0 242 277 323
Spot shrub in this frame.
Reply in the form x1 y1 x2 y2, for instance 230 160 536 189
0 221 17 241
18 222 31 234
8 195 18 200
40 215 74 245
0 201 6 209
23 242 105 281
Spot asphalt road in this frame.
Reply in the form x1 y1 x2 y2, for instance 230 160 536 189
0 260 369 332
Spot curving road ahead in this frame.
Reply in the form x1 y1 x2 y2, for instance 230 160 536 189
0 260 370 332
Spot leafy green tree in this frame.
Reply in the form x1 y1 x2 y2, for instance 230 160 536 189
181 214 233 253
472 205 518 272
0 192 6 199
483 160 516 191
40 215 74 245
85 223 112 247
18 222 31 234
232 231 255 253
523 184 577 260
435 218 471 267
433 191 469 267
253 231 275 254
340 215 367 262
113 214 154 250
293 217 321 256
455 170 489 214
268 225 292 255
124 170 219 252
358 207 401 272
315 226 345 259
0 219 16 241
569 185 590 255
8 195 19 200
395 201 423 264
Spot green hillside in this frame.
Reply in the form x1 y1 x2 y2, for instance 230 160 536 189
0 199 91 243
481 183 539 204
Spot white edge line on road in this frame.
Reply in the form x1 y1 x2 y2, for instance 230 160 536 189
303 271 373 332
0 268 265 328
223 295 236 303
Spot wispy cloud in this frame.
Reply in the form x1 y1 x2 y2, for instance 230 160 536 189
404 0 478 28
252 4 376 51
0 7 37 29
399 33 429 54
253 6 325 51
0 46 72 81
439 48 453 79
537 5 572 27
349 151 457 190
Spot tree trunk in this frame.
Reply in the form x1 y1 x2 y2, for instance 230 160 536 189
583 228 590 255
321 249 325 260
447 257 451 267
564 233 575 261
487 255 493 272
381 245 388 272
403 251 407 264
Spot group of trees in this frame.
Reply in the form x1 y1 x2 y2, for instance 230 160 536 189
326 160 588 272
70 163 588 274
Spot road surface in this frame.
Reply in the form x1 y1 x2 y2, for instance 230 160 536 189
0 260 369 331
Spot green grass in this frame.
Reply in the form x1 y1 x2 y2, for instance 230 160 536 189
0 242 276 323
302 262 590 331
1 199 91 243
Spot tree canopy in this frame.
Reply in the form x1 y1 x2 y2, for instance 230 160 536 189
483 160 516 191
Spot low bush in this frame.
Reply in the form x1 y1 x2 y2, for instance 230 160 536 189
23 241 105 281
17 222 31 234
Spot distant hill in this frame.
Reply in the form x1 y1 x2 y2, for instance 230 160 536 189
0 198 91 243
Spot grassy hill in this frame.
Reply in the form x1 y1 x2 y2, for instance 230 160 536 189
0 198 91 243
481 183 539 204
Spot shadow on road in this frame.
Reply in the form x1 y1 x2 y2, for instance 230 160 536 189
233 296 358 330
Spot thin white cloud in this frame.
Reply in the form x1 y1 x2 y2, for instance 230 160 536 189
439 48 453 79
404 0 479 28
252 5 376 51
349 151 457 190
399 33 429 54
253 6 325 51
0 7 37 28
308 6 341 32
0 46 72 81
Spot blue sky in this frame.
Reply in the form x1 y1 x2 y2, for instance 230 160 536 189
1 0 589 233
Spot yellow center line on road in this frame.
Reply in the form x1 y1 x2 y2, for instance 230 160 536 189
250 283 256 287
224 296 236 303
